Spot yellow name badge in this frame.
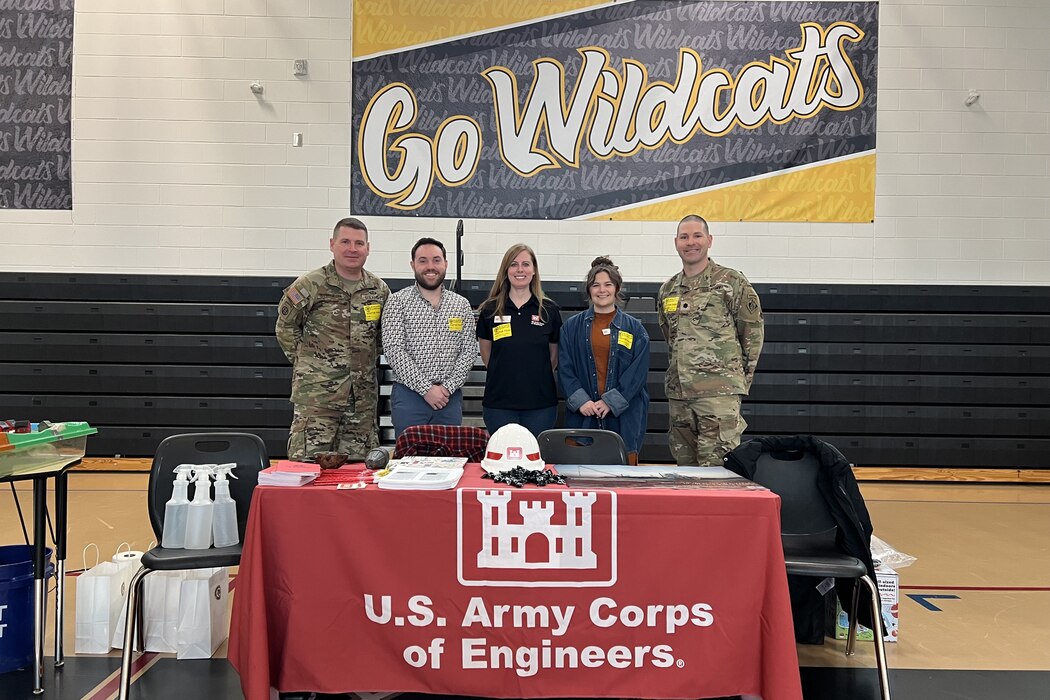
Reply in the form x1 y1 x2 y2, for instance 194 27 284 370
363 304 381 321
617 331 634 350
492 323 512 341
448 317 463 332
663 296 679 313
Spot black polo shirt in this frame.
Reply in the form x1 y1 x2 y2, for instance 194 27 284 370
477 295 562 410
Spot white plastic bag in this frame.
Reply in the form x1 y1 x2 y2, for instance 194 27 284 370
176 567 228 659
871 535 917 569
75 544 133 654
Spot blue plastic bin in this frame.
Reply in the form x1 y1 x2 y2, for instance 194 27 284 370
0 545 54 674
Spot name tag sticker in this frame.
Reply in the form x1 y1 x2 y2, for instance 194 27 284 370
493 323 512 341
448 317 463 332
363 303 381 321
495 315 511 323
601 328 611 336
618 331 634 349
663 296 679 313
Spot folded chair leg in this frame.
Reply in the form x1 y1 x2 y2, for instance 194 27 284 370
858 574 891 700
119 566 150 700
846 579 861 656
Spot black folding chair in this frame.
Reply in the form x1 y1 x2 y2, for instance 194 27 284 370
727 437 891 700
118 433 268 700
537 428 628 465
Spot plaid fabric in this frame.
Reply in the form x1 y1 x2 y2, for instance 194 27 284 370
394 424 490 463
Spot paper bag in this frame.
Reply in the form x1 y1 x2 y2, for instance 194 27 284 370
141 572 183 653
176 567 228 659
109 545 147 650
75 559 132 654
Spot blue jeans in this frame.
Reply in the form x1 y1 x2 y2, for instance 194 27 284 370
483 405 558 437
391 383 464 438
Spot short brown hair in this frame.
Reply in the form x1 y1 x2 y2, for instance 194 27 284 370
678 214 709 234
333 217 368 240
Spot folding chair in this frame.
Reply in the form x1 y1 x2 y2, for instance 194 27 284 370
537 428 628 465
118 433 268 700
726 437 891 700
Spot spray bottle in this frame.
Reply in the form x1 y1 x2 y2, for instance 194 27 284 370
183 465 215 550
211 463 239 548
161 464 195 548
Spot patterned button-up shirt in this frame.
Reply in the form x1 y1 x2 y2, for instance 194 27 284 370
380 284 478 395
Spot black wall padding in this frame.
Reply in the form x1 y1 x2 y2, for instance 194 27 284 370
1 272 1048 470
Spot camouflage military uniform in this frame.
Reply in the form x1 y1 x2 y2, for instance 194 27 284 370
658 260 764 466
276 262 390 460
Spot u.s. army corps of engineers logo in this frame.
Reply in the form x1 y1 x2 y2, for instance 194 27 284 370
457 489 617 587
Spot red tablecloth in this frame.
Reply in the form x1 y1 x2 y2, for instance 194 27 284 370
229 465 802 700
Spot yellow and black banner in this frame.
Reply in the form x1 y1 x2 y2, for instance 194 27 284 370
351 0 878 222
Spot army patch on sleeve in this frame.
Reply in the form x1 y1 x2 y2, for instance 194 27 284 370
285 286 305 306
746 296 759 314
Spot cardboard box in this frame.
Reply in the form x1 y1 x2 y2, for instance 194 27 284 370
828 563 898 643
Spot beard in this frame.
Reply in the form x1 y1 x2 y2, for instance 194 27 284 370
415 269 446 291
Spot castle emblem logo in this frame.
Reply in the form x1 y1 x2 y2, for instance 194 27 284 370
457 488 617 587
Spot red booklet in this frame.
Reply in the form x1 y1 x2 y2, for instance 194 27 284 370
311 464 374 486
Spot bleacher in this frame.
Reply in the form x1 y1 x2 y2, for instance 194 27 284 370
2 271 1049 470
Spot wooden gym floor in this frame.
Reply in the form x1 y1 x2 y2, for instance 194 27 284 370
1 473 1048 699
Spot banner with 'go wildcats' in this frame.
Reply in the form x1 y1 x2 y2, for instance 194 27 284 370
350 0 878 222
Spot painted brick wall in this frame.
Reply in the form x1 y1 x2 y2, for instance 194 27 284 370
0 0 1047 284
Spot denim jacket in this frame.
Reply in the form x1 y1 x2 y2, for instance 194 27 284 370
558 307 651 455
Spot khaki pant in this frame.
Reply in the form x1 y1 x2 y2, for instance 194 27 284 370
667 395 746 466
287 401 378 461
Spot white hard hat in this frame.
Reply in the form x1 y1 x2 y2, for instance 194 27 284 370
481 423 545 473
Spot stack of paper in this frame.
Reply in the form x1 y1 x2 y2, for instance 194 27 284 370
377 465 464 490
390 456 468 469
553 464 758 490
258 460 321 487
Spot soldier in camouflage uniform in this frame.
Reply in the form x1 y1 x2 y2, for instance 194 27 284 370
658 215 764 466
275 217 391 460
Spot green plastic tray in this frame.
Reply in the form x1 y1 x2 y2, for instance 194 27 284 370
0 422 97 478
